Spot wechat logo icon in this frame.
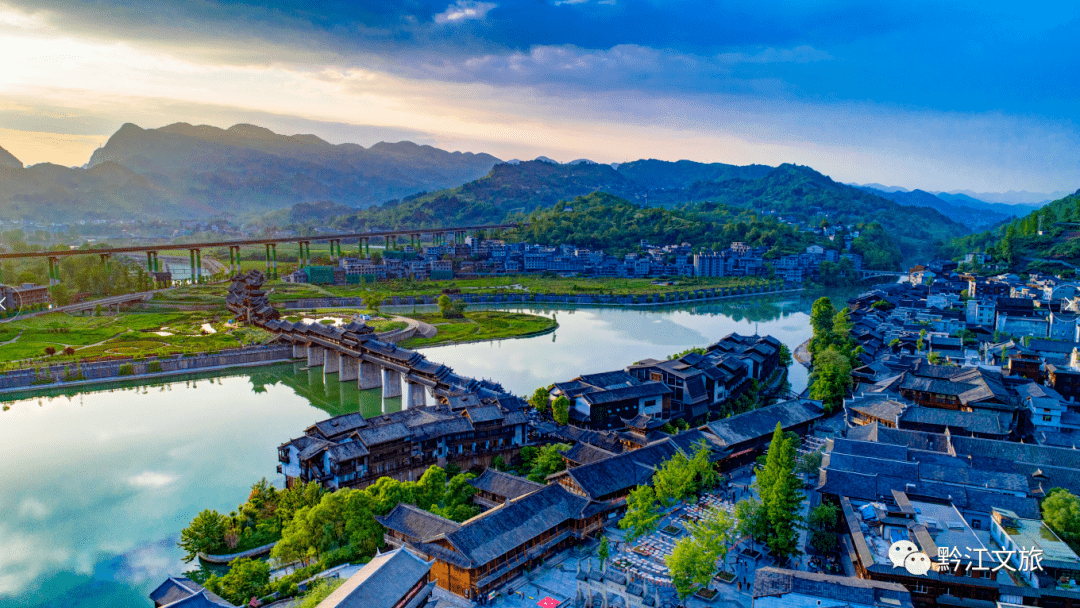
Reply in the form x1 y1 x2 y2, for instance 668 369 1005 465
889 540 931 576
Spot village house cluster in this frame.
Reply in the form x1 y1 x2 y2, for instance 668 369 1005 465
282 237 863 285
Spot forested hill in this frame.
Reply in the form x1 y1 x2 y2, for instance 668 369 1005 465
326 161 967 263
657 164 968 261
856 186 1014 230
517 192 904 269
938 189 1080 273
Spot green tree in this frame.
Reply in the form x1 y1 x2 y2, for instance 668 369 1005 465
204 557 270 606
598 535 610 569
178 509 228 562
667 536 713 601
438 294 453 317
1042 488 1080 543
796 449 823 480
298 578 345 608
754 423 804 562
809 347 852 414
653 451 695 507
620 485 662 543
529 386 550 414
360 291 384 314
552 395 571 425
808 297 836 356
734 498 769 548
778 343 793 367
807 503 839 554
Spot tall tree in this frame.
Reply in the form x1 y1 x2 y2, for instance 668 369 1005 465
178 509 228 562
667 536 713 601
809 347 852 414
653 451 695 506
620 485 662 543
754 423 804 562
809 297 836 356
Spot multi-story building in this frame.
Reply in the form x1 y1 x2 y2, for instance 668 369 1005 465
278 400 529 490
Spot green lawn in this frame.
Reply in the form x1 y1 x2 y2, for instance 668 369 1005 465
399 311 557 348
0 310 274 368
281 309 407 333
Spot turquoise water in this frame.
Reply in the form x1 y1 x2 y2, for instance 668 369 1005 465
0 292 840 606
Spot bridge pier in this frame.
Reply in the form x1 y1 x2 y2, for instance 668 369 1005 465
339 355 358 381
404 381 427 409
382 368 402 398
307 345 325 367
292 342 308 359
323 349 340 375
358 360 381 390
271 244 278 278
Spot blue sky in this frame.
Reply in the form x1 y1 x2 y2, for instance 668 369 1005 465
0 0 1077 194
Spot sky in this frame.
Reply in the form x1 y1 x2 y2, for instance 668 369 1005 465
0 0 1078 194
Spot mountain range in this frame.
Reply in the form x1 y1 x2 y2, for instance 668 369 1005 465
0 123 501 220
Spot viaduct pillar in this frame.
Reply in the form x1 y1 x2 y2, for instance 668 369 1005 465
339 355 359 382
292 341 308 359
323 349 340 375
271 244 278 278
381 368 402 398
404 381 427 409
307 344 325 367
359 360 381 390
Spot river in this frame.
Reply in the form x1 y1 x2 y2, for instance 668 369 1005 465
0 291 851 607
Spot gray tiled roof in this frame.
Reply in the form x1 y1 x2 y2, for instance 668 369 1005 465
898 406 1010 437
580 381 670 405
436 484 589 567
149 577 234 607
561 442 615 466
704 399 823 447
564 440 680 499
467 469 544 501
376 504 461 541
316 547 432 608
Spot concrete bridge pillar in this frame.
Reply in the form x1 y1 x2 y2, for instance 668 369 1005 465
195 249 203 283
359 360 381 390
292 342 308 359
100 253 111 271
271 244 278 278
323 349 340 375
404 381 427 409
382 368 402 398
339 355 359 381
307 345 325 367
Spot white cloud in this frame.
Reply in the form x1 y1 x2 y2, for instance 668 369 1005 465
17 498 49 520
127 472 179 488
434 1 497 24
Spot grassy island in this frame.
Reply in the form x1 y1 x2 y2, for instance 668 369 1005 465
399 310 557 348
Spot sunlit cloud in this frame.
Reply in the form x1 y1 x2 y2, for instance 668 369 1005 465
434 1 497 24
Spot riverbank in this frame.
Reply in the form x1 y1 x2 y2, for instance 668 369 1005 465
794 338 812 367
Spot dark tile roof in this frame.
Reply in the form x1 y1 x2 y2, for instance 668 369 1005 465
898 407 1011 437
578 370 638 388
317 547 432 608
581 381 670 405
703 399 823 447
753 567 912 607
561 442 616 466
376 504 461 541
311 413 368 439
358 421 413 445
564 440 681 499
434 484 590 567
846 393 908 422
149 577 234 607
467 469 544 501
463 405 504 423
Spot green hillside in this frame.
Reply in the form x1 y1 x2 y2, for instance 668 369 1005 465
939 189 1080 273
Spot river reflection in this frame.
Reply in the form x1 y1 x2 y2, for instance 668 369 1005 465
0 290 854 607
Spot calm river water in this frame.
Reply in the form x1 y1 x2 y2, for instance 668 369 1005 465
0 292 849 607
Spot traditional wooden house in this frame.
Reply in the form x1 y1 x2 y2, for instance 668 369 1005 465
377 483 608 601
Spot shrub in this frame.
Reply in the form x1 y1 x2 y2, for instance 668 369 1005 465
118 364 134 376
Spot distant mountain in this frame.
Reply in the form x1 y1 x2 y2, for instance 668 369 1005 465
854 183 910 193
534 156 560 164
0 123 502 221
936 189 1066 206
326 160 968 263
934 192 1038 216
856 186 1013 230
0 145 21 169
